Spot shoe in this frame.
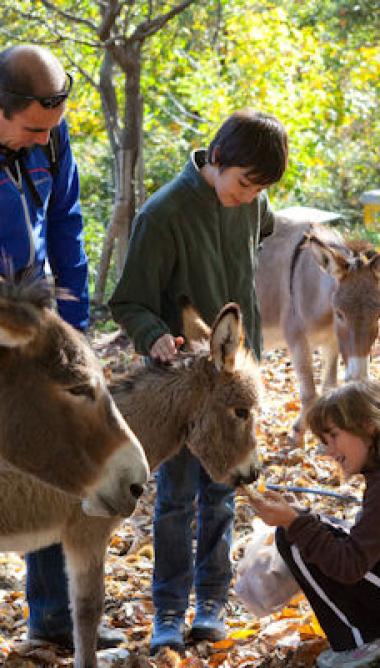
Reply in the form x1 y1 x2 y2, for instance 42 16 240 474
150 609 185 655
317 639 380 668
190 599 226 642
29 623 126 650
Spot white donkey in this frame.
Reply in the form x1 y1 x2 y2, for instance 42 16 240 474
256 216 380 445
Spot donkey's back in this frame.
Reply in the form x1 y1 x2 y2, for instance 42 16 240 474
257 217 340 347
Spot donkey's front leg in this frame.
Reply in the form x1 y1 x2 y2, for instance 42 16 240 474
65 550 104 668
321 341 339 391
63 521 112 668
285 325 317 447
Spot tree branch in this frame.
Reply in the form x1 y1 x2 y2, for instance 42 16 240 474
130 0 195 43
65 53 99 90
98 0 122 41
40 0 97 31
99 51 121 154
166 91 207 123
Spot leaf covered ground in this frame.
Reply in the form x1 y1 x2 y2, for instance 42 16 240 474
0 331 377 668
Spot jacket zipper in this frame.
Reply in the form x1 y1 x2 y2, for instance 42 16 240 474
4 161 36 267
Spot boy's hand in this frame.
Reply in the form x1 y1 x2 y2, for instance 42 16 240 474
244 488 299 529
150 334 184 362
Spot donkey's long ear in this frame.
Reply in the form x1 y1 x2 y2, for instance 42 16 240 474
182 301 210 345
307 235 350 280
0 274 46 348
210 303 244 372
0 300 40 348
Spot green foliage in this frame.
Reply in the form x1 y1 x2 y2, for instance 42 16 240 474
142 0 379 224
0 0 378 295
73 140 116 298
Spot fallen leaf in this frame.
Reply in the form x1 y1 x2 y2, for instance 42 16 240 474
212 638 235 650
208 652 228 666
230 629 258 640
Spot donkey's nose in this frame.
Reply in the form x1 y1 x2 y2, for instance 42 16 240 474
234 467 260 487
130 483 144 500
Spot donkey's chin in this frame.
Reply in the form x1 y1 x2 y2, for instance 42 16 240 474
81 491 138 518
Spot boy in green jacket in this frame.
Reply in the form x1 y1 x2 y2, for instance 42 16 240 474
110 109 288 655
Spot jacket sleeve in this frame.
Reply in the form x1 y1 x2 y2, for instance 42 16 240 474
286 479 380 583
46 120 89 330
109 211 176 355
259 191 275 242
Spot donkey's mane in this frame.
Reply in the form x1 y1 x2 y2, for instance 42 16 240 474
0 271 75 310
0 274 53 309
111 343 258 396
112 348 209 393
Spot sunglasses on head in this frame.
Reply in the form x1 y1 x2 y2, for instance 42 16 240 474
3 72 73 109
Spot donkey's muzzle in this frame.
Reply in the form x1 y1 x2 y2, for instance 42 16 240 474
233 466 261 487
81 482 145 518
130 483 144 500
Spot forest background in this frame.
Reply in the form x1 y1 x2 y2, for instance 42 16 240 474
0 0 379 305
0 4 379 664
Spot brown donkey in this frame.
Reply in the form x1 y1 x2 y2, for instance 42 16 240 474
0 275 149 516
256 217 380 445
0 294 262 667
112 301 263 486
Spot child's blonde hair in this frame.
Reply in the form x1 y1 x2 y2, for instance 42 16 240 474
307 380 380 470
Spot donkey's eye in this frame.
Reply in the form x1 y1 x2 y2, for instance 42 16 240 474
335 309 345 322
67 384 96 401
235 407 249 420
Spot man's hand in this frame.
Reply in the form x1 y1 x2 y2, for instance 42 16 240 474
243 488 299 529
150 334 185 362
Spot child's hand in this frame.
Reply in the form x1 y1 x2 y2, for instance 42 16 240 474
243 487 299 528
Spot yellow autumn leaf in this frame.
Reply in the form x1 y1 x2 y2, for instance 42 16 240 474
257 482 266 493
138 544 154 560
230 628 258 640
278 606 302 618
289 592 306 606
285 400 300 411
110 535 123 548
310 613 326 638
125 554 139 563
299 623 316 638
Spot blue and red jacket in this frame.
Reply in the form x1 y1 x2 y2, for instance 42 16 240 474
0 119 89 330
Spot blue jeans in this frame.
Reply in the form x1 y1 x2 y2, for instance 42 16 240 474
26 543 72 638
153 446 235 612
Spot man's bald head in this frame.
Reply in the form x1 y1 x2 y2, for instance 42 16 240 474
0 45 67 119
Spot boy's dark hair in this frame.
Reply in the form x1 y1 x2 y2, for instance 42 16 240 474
207 109 288 186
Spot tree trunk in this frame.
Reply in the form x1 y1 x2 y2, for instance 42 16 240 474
114 51 142 275
93 1 196 304
94 48 142 304
136 95 146 210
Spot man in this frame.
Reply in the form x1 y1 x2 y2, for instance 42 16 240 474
0 44 124 650
110 109 288 654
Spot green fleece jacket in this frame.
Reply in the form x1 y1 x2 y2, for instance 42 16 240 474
110 150 275 359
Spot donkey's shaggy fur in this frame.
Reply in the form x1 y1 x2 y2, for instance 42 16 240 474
113 345 262 484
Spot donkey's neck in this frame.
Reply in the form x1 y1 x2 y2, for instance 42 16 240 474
113 358 210 471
